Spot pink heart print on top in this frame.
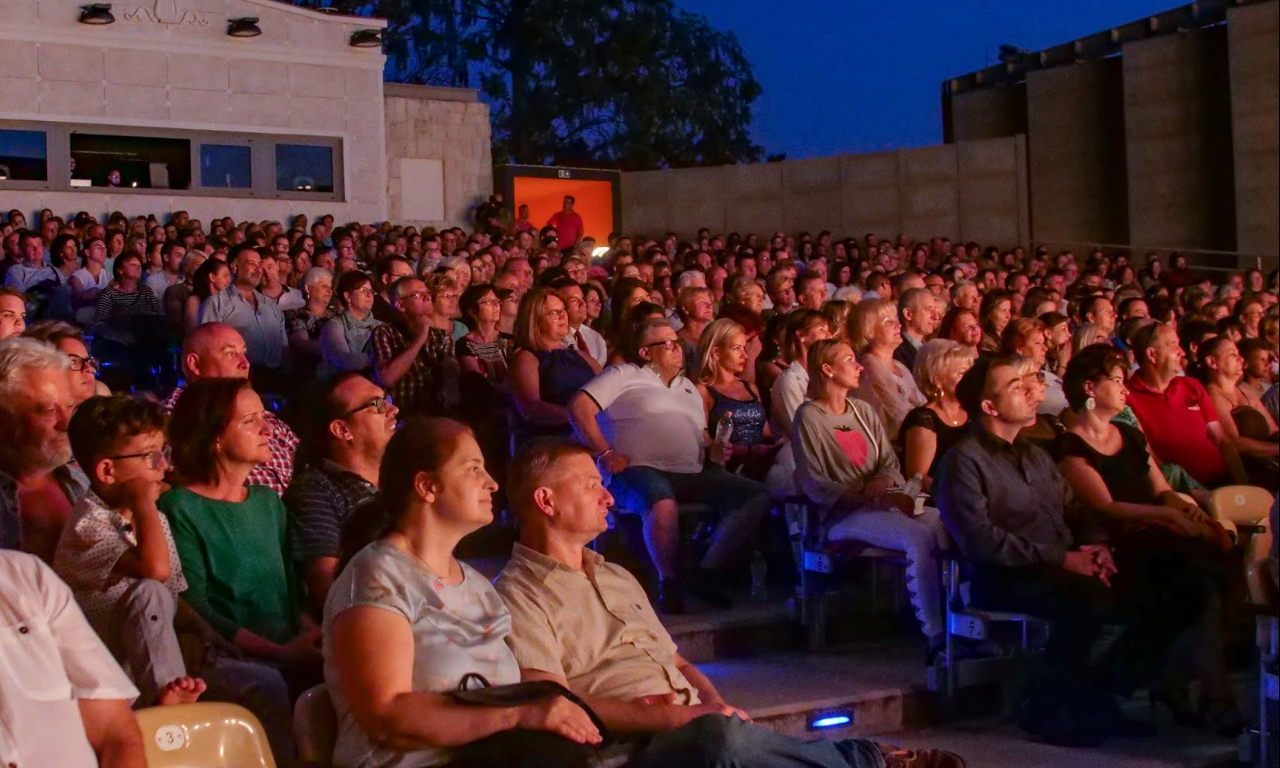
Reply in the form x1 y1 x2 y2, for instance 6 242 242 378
833 426 869 467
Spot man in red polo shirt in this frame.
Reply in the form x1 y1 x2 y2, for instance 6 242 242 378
546 195 585 251
1126 323 1246 487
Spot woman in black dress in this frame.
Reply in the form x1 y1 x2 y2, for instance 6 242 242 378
902 339 973 495
1054 343 1237 729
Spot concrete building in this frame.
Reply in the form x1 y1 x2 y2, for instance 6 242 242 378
946 0 1278 262
0 0 491 229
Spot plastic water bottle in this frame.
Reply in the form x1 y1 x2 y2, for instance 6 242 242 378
750 550 768 602
713 413 734 466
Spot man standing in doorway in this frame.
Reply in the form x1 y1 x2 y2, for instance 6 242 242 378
546 195 585 253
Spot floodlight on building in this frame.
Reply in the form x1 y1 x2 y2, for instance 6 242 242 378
350 29 383 48
228 17 262 38
78 3 115 25
0 166 9 181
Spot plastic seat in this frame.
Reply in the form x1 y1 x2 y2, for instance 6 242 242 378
1209 485 1274 537
294 684 338 766
135 702 277 768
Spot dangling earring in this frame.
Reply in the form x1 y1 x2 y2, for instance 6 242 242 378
1085 396 1096 411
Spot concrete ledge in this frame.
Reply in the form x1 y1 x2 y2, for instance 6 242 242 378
384 83 481 103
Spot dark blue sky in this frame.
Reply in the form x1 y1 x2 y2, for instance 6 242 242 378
679 0 1176 158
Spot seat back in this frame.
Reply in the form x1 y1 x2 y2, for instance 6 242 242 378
135 702 277 768
294 684 338 765
1209 485 1274 527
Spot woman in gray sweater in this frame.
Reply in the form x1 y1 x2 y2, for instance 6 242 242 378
792 339 948 658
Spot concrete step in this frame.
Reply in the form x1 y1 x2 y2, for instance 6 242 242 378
698 642 932 741
664 597 797 663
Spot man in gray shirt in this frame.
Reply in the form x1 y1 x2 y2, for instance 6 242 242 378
935 356 1162 748
198 245 288 375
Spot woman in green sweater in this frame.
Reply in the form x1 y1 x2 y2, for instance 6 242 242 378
792 339 948 659
159 377 319 675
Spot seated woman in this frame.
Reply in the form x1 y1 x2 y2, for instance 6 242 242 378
766 309 833 499
70 236 111 326
1197 335 1279 483
186 257 232 336
674 286 714 378
1002 317 1067 417
1072 322 1109 355
320 270 382 379
508 287 602 440
285 267 334 375
937 306 982 358
976 289 1013 357
163 250 207 336
325 416 600 768
755 312 790 397
1054 343 1236 726
793 339 948 658
159 378 316 759
902 339 973 495
603 276 651 355
822 300 852 345
848 298 926 442
696 318 781 480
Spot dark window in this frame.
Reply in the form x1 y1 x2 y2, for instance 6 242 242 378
0 129 49 182
200 144 252 189
275 144 334 193
70 133 191 189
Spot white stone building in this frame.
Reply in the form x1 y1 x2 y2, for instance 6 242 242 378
0 0 492 229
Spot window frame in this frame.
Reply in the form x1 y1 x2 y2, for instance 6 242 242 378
0 120 345 202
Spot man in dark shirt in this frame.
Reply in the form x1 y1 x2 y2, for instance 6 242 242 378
284 373 396 613
936 356 1154 747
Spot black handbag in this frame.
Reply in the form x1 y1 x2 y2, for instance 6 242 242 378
444 673 632 768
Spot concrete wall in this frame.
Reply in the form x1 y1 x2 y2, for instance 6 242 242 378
0 0 387 222
384 84 493 230
1228 1 1279 258
949 84 1027 142
1123 27 1235 252
620 136 1029 245
1026 58 1129 247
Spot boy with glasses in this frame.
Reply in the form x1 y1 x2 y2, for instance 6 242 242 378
52 395 208 707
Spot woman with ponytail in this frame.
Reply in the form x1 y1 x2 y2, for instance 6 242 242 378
325 417 601 768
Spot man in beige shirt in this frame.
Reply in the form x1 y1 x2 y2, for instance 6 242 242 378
495 438 967 768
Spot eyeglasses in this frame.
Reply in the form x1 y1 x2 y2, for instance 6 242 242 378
342 395 394 418
109 445 171 470
477 298 501 307
400 290 429 303
642 339 680 351
67 353 100 373
544 307 568 318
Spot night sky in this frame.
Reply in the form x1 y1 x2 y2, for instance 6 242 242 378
679 0 1177 159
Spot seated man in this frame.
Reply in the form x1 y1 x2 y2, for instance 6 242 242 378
568 317 770 614
0 549 146 768
496 438 966 768
1126 322 1247 488
53 395 206 707
0 337 89 561
936 356 1171 747
162 323 298 496
197 245 289 384
283 373 397 613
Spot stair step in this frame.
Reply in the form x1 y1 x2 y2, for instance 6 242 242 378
698 644 930 739
664 598 796 663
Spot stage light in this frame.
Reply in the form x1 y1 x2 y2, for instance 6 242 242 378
79 3 115 25
228 17 262 38
350 29 383 48
807 710 853 731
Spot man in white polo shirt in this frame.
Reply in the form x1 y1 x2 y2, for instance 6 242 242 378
568 317 769 614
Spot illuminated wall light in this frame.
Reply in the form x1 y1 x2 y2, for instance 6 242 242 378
807 709 853 731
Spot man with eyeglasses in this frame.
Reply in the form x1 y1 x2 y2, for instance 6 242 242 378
284 373 398 613
371 276 445 415
568 318 770 614
161 323 299 496
0 337 89 561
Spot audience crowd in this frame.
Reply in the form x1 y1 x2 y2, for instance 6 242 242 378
1 201 1277 767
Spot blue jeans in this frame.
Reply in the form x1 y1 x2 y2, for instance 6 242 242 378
610 465 770 571
633 714 885 768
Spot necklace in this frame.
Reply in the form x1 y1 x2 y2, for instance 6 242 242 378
934 402 964 426
393 533 458 584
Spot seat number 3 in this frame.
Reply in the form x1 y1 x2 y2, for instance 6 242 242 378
154 725 187 751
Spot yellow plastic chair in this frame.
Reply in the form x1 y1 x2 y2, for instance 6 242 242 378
293 684 338 766
135 702 277 768
1208 485 1274 530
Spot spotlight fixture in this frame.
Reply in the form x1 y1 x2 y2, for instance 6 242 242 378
997 43 1028 65
227 17 262 38
78 3 115 25
349 29 383 48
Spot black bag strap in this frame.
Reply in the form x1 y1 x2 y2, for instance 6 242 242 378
451 673 614 744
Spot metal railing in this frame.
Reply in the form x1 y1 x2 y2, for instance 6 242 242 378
1030 240 1278 274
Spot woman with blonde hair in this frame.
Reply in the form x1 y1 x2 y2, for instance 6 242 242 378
792 339 948 658
696 318 778 479
1072 322 1109 355
901 339 973 494
765 310 833 498
509 287 601 439
822 300 852 344
1003 317 1067 417
675 286 715 378
847 298 926 441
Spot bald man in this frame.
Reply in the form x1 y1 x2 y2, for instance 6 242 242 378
160 323 298 495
